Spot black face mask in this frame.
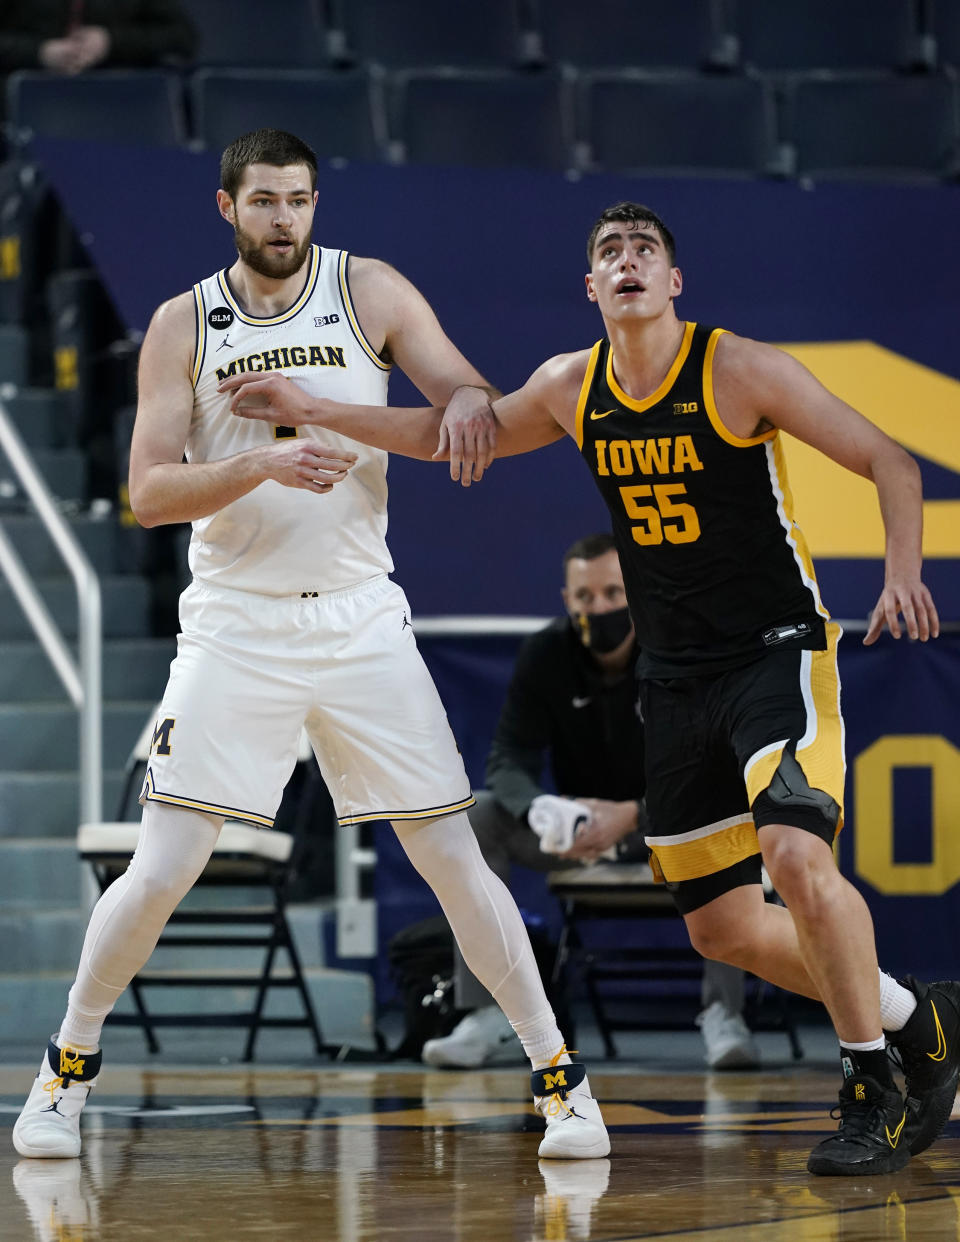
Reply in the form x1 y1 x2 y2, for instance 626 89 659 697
572 605 634 654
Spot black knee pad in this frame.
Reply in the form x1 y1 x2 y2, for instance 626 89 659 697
752 745 839 846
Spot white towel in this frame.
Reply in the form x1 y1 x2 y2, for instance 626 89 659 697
528 795 592 854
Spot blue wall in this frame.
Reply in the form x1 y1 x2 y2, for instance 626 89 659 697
32 141 960 620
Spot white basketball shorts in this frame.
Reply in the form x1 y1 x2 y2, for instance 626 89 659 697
140 575 473 827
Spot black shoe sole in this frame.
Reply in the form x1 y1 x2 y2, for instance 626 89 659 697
807 1145 911 1177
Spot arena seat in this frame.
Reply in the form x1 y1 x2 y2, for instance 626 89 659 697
181 0 331 67
579 70 782 177
537 0 737 71
390 70 572 170
929 0 960 70
5 71 186 148
77 713 329 1061
191 69 388 163
334 0 535 68
786 73 960 181
733 0 920 71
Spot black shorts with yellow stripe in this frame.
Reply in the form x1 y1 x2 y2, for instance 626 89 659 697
640 621 845 914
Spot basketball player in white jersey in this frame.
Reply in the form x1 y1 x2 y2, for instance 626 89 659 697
13 129 609 1163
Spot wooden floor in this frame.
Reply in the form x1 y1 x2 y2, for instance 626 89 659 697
2 1063 959 1241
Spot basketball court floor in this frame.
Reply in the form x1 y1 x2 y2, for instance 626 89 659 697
2 1026 959 1241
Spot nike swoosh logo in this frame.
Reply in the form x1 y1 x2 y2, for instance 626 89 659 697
886 1110 906 1148
927 1000 948 1062
589 408 616 420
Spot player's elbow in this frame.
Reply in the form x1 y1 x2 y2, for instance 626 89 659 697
128 473 165 528
868 438 921 490
129 497 162 528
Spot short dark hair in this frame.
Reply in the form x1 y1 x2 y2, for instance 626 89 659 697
220 128 318 201
586 202 676 266
563 532 618 572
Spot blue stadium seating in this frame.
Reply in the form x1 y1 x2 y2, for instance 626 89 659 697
786 73 959 180
181 0 330 67
930 0 960 69
335 0 534 68
733 0 918 71
537 0 737 70
191 69 387 163
391 70 571 170
580 71 780 177
6 71 186 148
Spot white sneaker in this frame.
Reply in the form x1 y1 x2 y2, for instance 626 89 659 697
12 1038 101 1159
535 1158 611 1240
533 1057 611 1159
697 1001 760 1070
422 1005 523 1068
13 1159 100 1241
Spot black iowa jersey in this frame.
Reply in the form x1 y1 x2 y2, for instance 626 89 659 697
577 322 829 678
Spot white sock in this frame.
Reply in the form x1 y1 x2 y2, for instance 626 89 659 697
392 811 569 1069
510 1009 571 1070
878 970 918 1032
58 803 221 1052
841 1035 887 1053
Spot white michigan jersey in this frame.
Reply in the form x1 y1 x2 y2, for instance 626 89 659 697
189 244 392 594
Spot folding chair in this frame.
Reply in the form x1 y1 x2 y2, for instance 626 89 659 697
549 861 803 1060
77 712 329 1061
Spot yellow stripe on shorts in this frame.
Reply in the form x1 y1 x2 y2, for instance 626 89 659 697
645 815 759 884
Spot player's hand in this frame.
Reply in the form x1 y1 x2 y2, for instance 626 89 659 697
864 578 939 645
257 439 357 493
220 371 322 426
558 798 637 861
433 386 497 487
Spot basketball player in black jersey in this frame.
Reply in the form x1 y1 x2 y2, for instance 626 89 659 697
222 201 957 1178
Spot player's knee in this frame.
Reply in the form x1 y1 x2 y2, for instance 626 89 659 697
686 917 757 968
761 831 835 912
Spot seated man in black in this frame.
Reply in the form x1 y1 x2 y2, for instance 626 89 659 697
424 532 758 1070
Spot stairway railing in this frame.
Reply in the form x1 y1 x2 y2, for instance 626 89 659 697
0 393 101 822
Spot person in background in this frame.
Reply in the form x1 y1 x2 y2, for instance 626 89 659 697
422 532 759 1072
0 1 195 89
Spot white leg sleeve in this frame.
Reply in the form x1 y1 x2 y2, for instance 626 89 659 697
58 803 222 1050
392 811 566 1066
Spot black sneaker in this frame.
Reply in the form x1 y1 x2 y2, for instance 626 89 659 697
887 976 960 1155
807 1076 910 1176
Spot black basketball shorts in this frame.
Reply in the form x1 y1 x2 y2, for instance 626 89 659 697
640 622 845 913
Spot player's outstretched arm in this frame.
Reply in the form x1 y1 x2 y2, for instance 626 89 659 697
222 350 577 464
715 334 939 646
129 296 357 528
